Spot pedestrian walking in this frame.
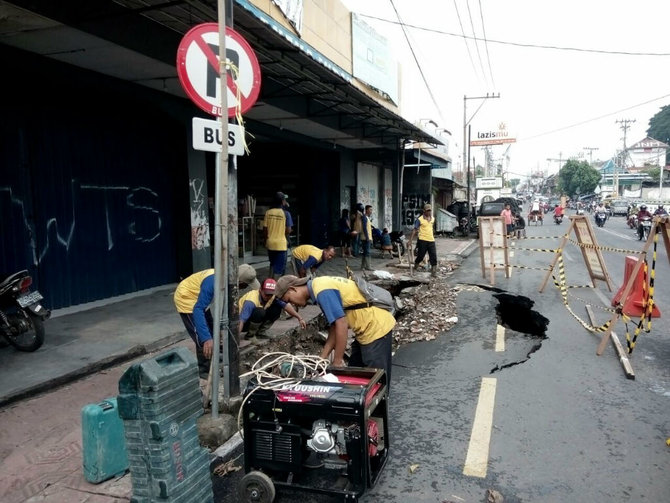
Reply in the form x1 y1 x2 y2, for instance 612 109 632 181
360 204 373 271
408 203 438 277
338 208 352 257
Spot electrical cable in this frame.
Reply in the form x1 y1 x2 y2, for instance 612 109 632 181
357 13 670 57
235 352 331 436
477 0 495 88
389 0 444 119
465 0 489 88
452 0 480 81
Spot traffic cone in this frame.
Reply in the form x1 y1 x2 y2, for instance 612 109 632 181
611 255 661 318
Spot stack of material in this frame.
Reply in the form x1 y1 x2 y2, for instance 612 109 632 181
117 347 213 503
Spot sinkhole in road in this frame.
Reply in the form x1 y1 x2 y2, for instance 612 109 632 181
489 290 549 373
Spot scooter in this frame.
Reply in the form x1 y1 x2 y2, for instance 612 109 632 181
554 213 563 225
0 270 50 352
627 213 638 229
594 211 607 228
638 216 652 241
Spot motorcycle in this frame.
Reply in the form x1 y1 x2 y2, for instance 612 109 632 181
0 270 50 351
458 216 470 237
594 211 607 228
553 213 563 225
638 216 652 241
627 213 638 229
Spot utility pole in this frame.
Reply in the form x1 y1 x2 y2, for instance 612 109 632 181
615 119 635 197
583 146 599 165
463 93 500 215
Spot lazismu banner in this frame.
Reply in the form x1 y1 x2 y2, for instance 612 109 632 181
470 123 516 146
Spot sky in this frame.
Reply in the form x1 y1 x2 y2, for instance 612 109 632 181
340 0 670 180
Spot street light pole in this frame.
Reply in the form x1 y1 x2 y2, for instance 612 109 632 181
463 93 500 214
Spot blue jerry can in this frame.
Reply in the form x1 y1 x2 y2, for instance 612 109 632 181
81 397 129 484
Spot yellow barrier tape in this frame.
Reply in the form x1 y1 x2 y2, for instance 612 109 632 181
567 237 641 255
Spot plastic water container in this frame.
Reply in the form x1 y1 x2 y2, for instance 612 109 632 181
81 397 129 483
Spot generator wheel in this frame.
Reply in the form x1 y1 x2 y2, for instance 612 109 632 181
239 471 275 503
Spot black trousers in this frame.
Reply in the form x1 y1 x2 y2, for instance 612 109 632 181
415 240 437 266
349 331 393 390
241 302 283 332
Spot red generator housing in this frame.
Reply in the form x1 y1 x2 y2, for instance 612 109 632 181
239 367 389 502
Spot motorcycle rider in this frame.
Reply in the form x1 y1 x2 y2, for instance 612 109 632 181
553 204 564 223
594 201 607 226
653 204 668 216
636 204 653 240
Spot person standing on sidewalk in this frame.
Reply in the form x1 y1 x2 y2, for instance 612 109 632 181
351 203 364 257
501 203 514 237
291 244 336 277
263 192 293 279
360 204 373 271
338 208 353 257
409 203 438 277
238 278 306 340
274 275 395 386
174 266 261 378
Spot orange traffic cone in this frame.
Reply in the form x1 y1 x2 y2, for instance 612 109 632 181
611 255 661 318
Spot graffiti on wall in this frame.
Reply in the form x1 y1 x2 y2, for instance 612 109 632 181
189 177 210 251
402 193 431 226
1 180 162 266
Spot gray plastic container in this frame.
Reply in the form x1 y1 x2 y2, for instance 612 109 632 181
117 347 213 503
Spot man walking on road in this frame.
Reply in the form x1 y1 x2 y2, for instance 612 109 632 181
409 203 438 277
263 192 293 279
275 275 395 386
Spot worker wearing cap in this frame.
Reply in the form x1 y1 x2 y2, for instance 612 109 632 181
408 203 438 277
292 244 336 278
275 275 395 386
174 265 260 378
263 192 294 279
238 278 306 339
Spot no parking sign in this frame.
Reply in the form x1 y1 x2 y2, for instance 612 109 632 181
176 23 261 117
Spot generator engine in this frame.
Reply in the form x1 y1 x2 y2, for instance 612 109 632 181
240 367 389 502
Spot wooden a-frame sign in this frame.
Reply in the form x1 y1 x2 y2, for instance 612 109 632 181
478 216 510 285
596 216 670 355
539 214 613 293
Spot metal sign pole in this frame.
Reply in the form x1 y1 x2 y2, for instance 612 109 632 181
211 0 230 417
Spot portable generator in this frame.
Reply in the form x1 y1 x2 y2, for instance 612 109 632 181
238 367 389 502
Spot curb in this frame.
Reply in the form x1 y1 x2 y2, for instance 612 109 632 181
0 331 187 408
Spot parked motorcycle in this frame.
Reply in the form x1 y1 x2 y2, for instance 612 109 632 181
638 216 652 241
0 270 50 351
594 211 607 228
458 216 470 237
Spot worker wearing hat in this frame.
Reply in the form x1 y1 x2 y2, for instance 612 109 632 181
408 203 438 277
238 277 306 340
263 191 294 279
174 264 261 378
274 275 394 386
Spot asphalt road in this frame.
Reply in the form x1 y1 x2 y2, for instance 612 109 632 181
221 211 670 502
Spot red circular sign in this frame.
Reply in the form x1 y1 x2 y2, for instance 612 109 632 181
176 23 261 117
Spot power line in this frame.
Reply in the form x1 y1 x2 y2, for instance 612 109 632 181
388 0 444 119
357 13 670 57
452 0 479 81
465 0 489 87
477 0 496 88
519 93 670 143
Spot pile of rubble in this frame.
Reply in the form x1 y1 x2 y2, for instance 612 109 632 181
392 259 460 348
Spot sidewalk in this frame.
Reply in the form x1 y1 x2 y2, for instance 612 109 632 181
0 235 474 503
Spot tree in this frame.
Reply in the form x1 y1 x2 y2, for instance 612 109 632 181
647 104 670 165
557 159 600 197
644 164 661 183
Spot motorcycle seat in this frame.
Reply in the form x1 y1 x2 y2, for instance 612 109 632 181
0 270 28 290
